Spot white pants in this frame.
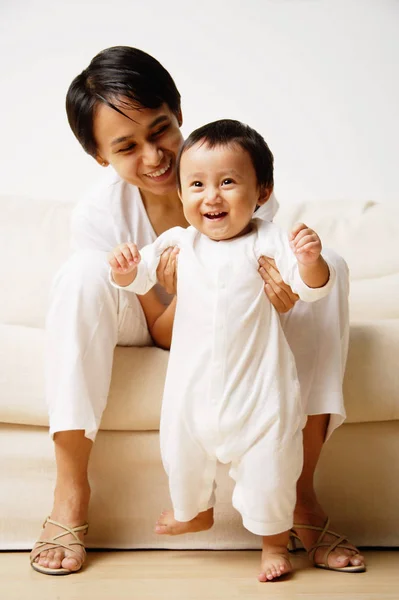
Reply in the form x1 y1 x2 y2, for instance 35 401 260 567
46 250 152 440
46 248 349 441
162 401 304 536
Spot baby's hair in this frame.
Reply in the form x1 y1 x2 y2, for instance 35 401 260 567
176 119 274 191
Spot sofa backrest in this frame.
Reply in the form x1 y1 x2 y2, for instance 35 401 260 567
1 195 398 328
0 196 74 328
275 200 399 320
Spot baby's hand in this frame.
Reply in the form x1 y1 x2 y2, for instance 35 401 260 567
289 223 322 265
108 242 141 274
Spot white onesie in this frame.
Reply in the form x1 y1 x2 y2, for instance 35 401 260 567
112 218 336 536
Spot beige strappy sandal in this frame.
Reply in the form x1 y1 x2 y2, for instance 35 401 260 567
30 517 89 575
290 518 366 573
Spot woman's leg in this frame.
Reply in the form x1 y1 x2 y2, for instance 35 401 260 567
294 414 364 568
280 249 365 569
34 431 92 571
32 250 151 572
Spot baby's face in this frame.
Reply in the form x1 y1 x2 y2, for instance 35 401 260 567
179 142 262 241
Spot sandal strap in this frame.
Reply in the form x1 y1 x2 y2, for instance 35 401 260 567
30 540 86 564
292 518 358 568
30 518 89 565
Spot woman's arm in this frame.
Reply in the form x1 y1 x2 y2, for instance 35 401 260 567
138 245 180 349
139 290 176 350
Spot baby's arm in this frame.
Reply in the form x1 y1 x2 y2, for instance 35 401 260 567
258 220 335 302
108 239 165 295
289 223 330 288
108 228 185 346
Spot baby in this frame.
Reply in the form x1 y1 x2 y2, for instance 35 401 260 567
108 119 336 582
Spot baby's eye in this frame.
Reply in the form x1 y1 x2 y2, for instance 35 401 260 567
192 181 203 187
222 178 234 185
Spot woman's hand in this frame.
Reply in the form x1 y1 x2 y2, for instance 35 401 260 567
156 246 179 294
258 256 299 313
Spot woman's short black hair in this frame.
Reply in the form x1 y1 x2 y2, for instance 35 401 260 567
176 119 274 191
66 46 181 157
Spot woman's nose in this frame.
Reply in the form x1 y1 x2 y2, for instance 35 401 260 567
142 143 163 167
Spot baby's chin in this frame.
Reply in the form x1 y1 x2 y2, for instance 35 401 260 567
201 223 253 242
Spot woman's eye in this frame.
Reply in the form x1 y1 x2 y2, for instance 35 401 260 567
118 143 136 153
151 125 169 138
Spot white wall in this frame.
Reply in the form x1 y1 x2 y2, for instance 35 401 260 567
1 0 398 205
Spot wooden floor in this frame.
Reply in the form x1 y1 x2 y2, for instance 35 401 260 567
1 550 398 600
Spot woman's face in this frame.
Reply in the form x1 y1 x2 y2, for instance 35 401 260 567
93 100 184 196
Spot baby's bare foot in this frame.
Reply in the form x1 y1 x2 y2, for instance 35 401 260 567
155 508 214 535
258 543 292 582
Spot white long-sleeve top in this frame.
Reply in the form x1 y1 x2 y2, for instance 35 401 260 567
112 219 336 460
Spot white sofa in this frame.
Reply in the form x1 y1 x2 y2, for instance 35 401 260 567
1 195 398 550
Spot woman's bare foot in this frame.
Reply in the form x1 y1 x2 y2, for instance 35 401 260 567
294 502 365 570
155 507 214 535
258 536 292 582
31 482 90 572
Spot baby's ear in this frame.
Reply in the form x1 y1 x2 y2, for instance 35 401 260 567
257 185 273 206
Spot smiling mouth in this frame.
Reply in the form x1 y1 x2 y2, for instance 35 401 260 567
204 211 227 220
145 159 172 179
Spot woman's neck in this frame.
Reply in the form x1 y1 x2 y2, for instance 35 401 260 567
139 188 189 236
140 188 181 210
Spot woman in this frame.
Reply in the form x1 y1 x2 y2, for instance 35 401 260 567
30 46 365 575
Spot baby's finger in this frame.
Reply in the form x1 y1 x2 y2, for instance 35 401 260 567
109 256 124 272
296 241 321 254
120 247 134 265
290 222 308 240
114 248 130 270
293 233 319 250
127 243 141 263
291 228 314 245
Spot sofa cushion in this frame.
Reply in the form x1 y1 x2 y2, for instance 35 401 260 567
1 321 398 430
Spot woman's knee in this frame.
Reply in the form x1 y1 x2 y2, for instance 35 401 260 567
47 250 118 322
52 250 113 296
323 248 349 279
322 247 350 298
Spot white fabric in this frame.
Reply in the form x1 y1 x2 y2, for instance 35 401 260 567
71 168 171 305
46 250 152 441
112 221 335 534
45 172 348 443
